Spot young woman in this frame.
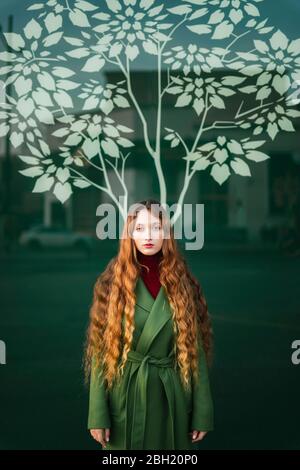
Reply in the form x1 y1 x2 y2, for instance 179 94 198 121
83 199 214 450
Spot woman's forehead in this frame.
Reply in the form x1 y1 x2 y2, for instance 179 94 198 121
135 209 161 224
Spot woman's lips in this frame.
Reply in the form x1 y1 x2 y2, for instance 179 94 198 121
143 244 154 248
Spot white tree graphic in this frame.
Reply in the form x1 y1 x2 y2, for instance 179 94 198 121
0 0 300 224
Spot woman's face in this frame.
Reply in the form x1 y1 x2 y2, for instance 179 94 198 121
132 208 164 255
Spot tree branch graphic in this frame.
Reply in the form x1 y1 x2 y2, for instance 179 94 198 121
0 0 299 225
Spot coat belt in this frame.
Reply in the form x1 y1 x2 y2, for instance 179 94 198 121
124 349 176 449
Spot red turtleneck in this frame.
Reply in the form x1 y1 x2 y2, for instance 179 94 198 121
137 249 162 299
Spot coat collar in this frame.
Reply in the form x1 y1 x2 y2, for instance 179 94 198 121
134 276 173 355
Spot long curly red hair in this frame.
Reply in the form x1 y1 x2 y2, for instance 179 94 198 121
83 199 214 392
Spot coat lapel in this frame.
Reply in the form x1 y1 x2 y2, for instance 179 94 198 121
134 276 173 355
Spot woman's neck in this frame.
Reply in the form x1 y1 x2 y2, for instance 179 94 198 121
137 249 162 267
136 249 162 299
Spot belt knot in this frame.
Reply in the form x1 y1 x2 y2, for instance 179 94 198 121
127 350 175 368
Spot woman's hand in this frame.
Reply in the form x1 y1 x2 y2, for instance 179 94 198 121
90 428 110 448
190 430 208 443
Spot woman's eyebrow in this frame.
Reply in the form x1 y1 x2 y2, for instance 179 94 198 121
136 222 160 226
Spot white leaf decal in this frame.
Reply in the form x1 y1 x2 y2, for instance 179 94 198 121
100 99 114 114
257 72 272 86
256 86 271 100
18 156 40 165
43 32 63 47
44 13 62 33
212 21 234 40
52 128 69 138
267 123 279 140
83 95 99 110
106 0 122 13
143 41 158 55
229 8 243 24
192 158 210 171
73 179 91 188
4 33 25 51
109 43 123 57
244 3 260 17
189 8 208 21
117 125 133 133
14 76 32 97
64 134 82 146
287 39 300 56
272 75 290 95
278 117 295 132
193 98 205 115
32 88 53 107
114 95 130 108
187 25 211 35
24 19 42 39
104 125 119 138
64 36 84 47
56 167 70 183
254 40 269 53
214 148 228 164
198 142 216 152
53 182 73 203
101 138 119 158
210 95 225 109
40 140 50 156
239 86 257 94
167 5 192 15
117 137 134 148
183 152 202 161
10 132 24 148
37 71 56 90
75 0 98 11
27 144 44 158
27 3 44 11
35 107 55 124
17 97 34 118
125 45 139 61
243 141 265 150
82 56 105 72
82 138 100 158
270 30 288 51
222 76 246 86
69 9 90 27
52 67 75 78
57 80 80 91
208 10 224 25
32 174 55 192
246 151 270 162
227 140 244 155
66 48 90 58
54 91 73 108
19 167 44 177
210 163 230 185
175 94 192 107
230 158 251 176
0 123 9 137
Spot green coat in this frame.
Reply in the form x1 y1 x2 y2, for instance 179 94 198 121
87 276 214 450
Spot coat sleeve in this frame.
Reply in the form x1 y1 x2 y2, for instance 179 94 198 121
190 331 214 431
87 357 111 430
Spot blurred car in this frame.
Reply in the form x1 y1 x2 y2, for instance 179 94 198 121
19 224 94 252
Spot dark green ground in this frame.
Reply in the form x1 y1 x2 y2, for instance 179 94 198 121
0 244 299 450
